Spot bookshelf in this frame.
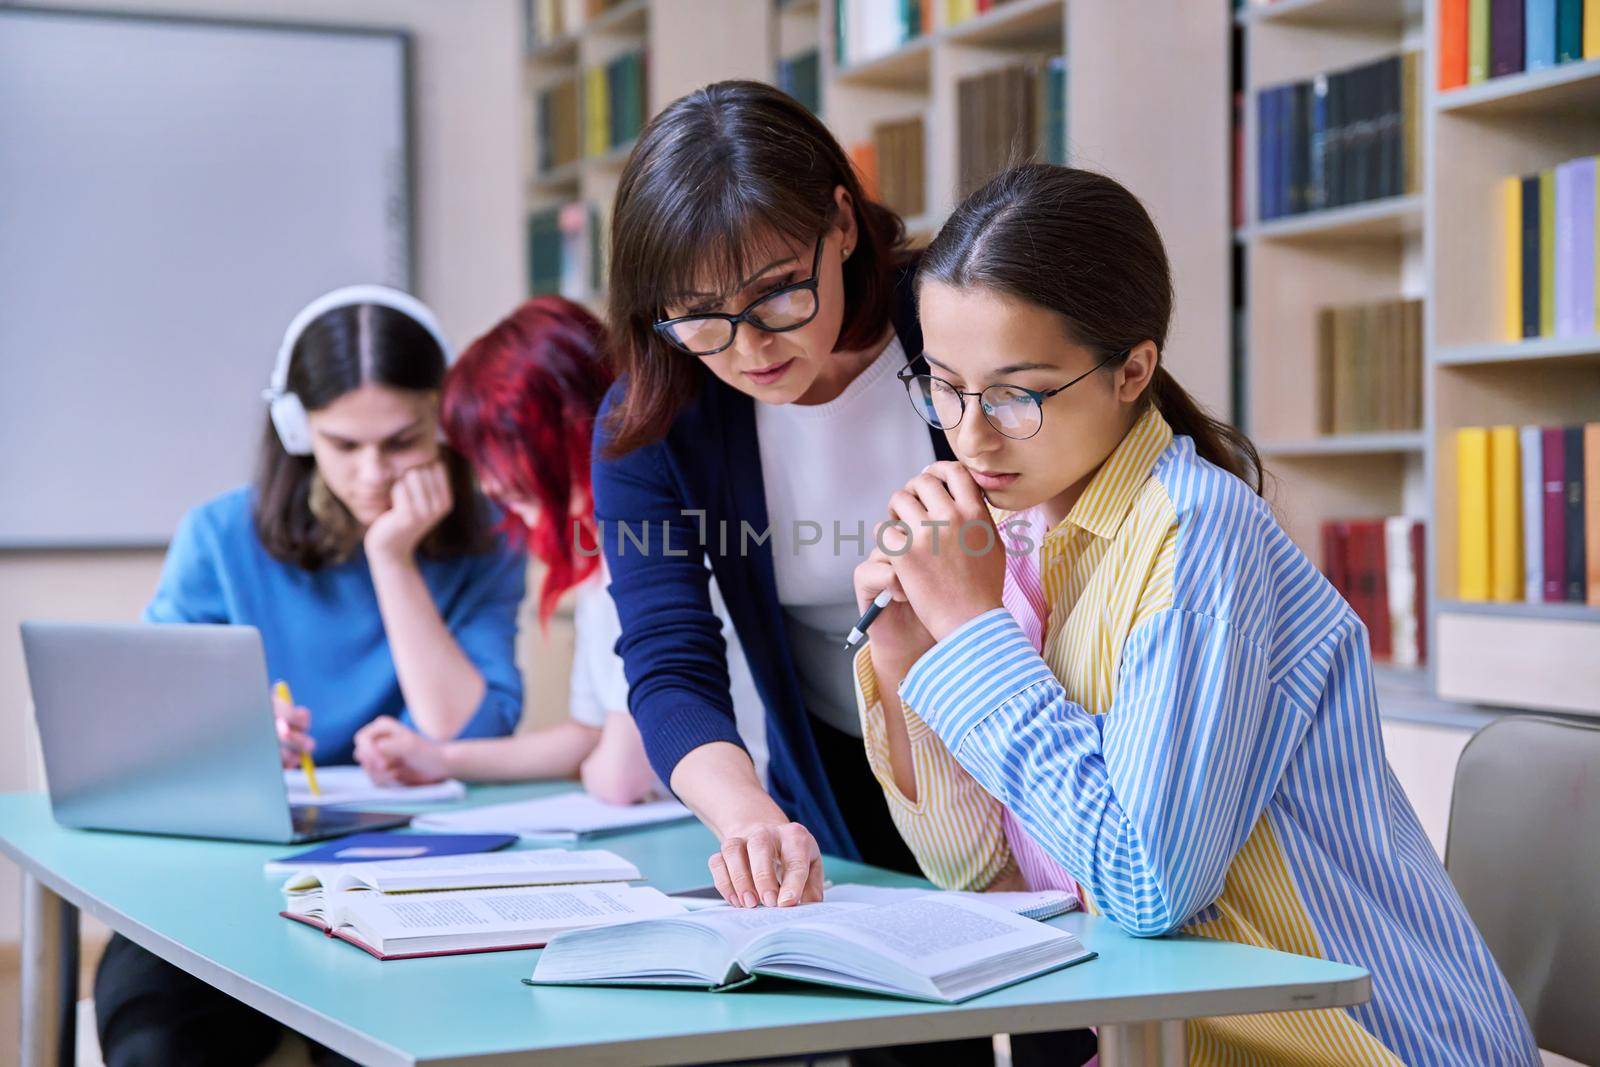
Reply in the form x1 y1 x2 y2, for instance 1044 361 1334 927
1238 0 1600 721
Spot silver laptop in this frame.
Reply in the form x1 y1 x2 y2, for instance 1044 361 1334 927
20 621 410 843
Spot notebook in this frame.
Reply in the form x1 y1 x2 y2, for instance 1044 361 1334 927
263 833 516 876
411 793 693 839
283 883 684 960
285 765 466 807
529 892 1095 1003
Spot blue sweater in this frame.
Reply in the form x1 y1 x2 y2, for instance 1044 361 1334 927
592 259 950 859
144 486 526 764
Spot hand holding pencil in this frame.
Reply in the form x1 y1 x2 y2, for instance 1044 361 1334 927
271 680 319 795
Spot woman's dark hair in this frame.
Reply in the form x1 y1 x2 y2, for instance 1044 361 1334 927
254 303 494 568
602 79 906 457
920 164 1263 495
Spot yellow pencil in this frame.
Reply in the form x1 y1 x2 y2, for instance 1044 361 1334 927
274 680 319 797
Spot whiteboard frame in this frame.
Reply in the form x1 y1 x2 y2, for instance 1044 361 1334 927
0 5 417 550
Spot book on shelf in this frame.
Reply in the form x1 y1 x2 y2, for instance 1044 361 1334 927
835 0 928 70
1443 0 1597 90
537 77 582 175
1504 156 1597 342
957 56 1068 199
872 115 926 218
525 0 635 53
1456 424 1599 604
1314 298 1422 436
1255 52 1419 223
530 889 1095 1003
777 48 822 115
580 50 645 159
1320 518 1426 665
527 202 604 301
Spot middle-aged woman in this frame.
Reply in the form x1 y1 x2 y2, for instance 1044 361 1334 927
590 79 1096 1067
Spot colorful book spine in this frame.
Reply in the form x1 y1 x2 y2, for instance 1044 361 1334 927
1540 168 1557 337
1470 0 1492 81
1491 0 1526 76
1411 521 1428 664
1526 0 1558 70
1587 424 1600 605
1588 0 1600 57
1503 176 1523 341
1565 425 1588 601
1569 157 1598 336
1522 425 1546 603
1441 0 1470 88
1490 426 1524 601
1557 0 1584 61
1542 427 1568 601
1386 517 1419 666
1458 428 1493 601
1521 173 1541 338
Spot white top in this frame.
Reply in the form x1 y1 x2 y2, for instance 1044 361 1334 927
755 335 936 735
569 565 769 787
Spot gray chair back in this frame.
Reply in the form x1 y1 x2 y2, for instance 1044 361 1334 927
1446 714 1600 1065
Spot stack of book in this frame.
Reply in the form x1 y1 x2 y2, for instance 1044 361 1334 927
1255 52 1420 222
527 202 604 301
1456 425 1600 605
835 0 928 68
1501 156 1598 342
871 116 926 218
1437 0 1598 90
279 848 682 960
1315 298 1423 436
776 48 822 115
957 57 1068 198
584 50 647 158
1320 518 1428 666
537 77 582 175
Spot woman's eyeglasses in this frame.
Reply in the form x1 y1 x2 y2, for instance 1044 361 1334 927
896 352 1121 441
654 236 825 357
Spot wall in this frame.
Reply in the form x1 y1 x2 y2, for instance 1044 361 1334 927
0 0 526 945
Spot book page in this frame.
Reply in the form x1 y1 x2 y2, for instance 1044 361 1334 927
684 902 866 953
413 793 691 837
285 764 465 807
344 884 682 939
292 848 639 893
762 896 1063 976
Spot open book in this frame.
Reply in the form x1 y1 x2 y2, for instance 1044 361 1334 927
284 883 684 960
530 892 1094 1003
412 793 692 839
279 848 640 894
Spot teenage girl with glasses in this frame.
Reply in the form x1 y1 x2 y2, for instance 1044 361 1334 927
846 164 1538 1066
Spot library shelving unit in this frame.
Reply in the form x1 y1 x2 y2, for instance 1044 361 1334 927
1430 44 1600 718
821 0 1070 244
1237 0 1600 725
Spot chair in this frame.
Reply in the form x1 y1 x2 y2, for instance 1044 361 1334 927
1446 715 1600 1066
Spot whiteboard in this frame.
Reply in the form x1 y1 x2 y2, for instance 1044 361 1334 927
0 7 412 547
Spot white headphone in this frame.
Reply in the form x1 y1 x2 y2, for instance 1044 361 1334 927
263 284 456 456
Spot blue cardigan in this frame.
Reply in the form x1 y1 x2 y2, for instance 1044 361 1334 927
592 262 951 859
145 486 526 764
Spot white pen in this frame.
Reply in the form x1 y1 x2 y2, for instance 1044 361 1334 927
843 588 895 650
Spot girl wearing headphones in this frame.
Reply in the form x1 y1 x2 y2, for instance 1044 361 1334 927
350 296 767 804
94 285 525 1067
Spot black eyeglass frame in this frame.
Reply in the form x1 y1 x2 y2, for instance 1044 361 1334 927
652 235 827 357
895 350 1125 440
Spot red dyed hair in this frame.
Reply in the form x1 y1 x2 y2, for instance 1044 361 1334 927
442 297 613 624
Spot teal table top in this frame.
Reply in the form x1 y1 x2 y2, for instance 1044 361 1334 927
0 784 1369 1066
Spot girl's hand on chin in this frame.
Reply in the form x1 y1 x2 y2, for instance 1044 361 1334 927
883 461 1005 641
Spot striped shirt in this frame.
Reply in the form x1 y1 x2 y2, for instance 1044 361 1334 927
854 407 1536 1066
